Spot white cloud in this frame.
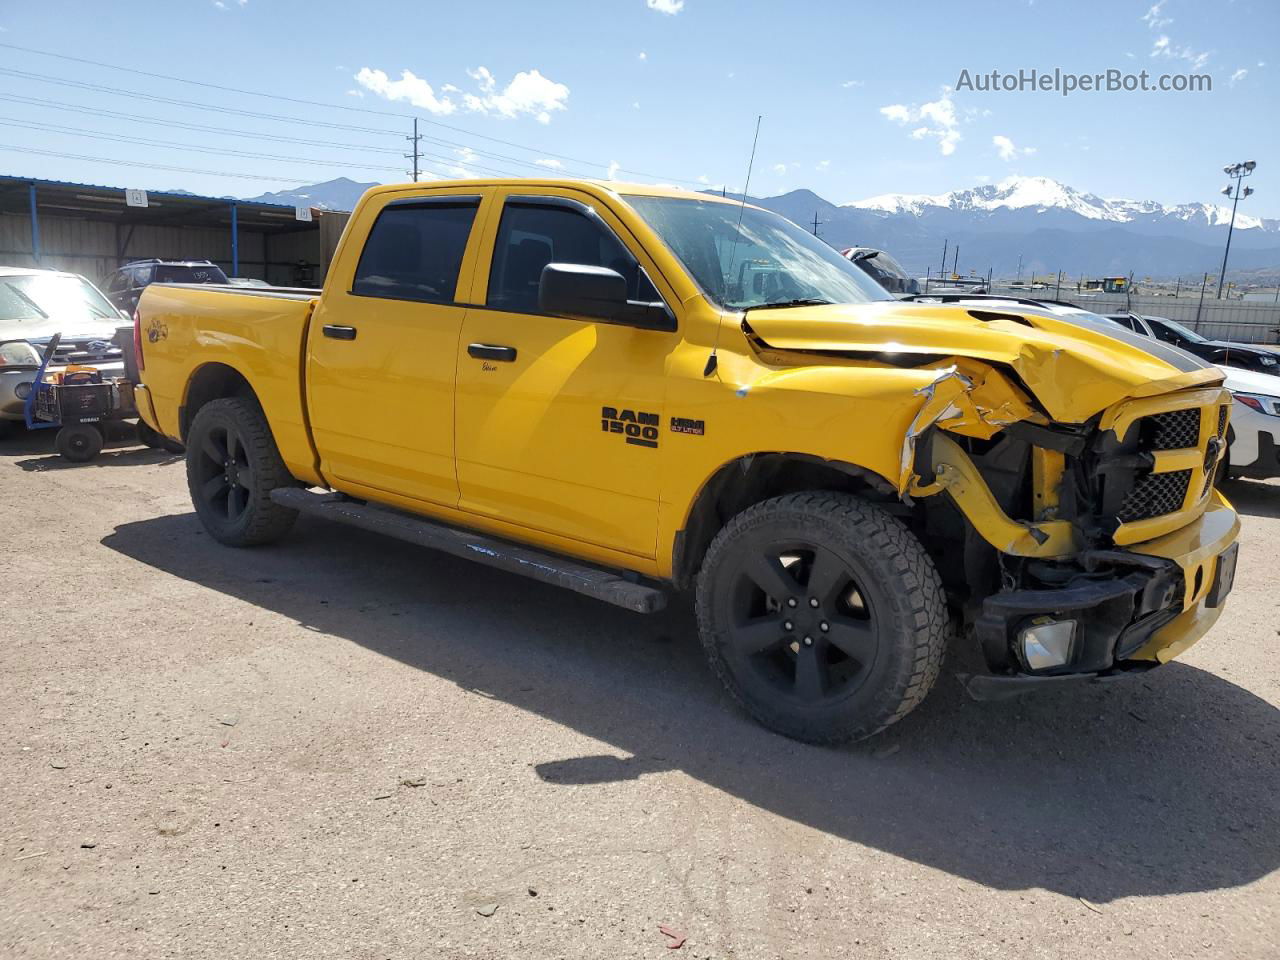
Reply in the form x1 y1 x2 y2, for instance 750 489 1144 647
462 67 569 123
880 88 960 155
816 159 830 171
345 89 364 98
992 134 1036 161
1230 68 1248 86
638 51 647 61
607 160 621 179
356 68 457 114
534 158 564 169
357 65 570 123
1150 34 1210 70
646 0 684 13
771 163 787 175
697 175 710 184
213 0 226 8
841 79 864 88
632 101 641 109
1141 0 1171 29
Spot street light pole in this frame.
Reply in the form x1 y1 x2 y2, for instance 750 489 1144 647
1216 160 1257 299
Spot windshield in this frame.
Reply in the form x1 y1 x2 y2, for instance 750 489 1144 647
0 273 118 323
1149 316 1208 343
623 195 891 310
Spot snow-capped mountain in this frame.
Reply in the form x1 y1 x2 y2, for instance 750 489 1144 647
847 176 1274 232
243 177 378 213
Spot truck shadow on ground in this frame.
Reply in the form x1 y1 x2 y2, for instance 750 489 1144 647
102 512 1280 905
1222 477 1280 519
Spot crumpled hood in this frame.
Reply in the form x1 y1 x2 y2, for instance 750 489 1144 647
743 300 1223 423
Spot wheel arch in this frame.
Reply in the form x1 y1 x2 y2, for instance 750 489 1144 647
670 452 903 591
179 362 258 442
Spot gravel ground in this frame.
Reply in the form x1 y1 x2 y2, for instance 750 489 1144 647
2 424 1277 960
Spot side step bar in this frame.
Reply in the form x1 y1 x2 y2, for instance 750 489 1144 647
270 488 667 614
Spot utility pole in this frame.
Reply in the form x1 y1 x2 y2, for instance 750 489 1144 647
952 245 960 277
810 210 825 237
405 118 422 182
1217 160 1257 298
1015 253 1023 283
940 239 948 279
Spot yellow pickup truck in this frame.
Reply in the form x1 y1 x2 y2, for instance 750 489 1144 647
133 178 1239 743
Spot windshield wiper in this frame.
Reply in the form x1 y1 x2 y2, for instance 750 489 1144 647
745 298 834 311
4 283 49 319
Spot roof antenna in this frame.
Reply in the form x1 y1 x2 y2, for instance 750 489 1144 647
704 114 762 378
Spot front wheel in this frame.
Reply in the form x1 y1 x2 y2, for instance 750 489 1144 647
695 492 948 743
186 397 297 546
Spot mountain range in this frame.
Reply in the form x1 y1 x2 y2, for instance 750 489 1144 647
244 175 1280 280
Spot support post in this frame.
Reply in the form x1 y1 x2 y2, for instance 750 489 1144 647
28 183 40 265
230 201 239 276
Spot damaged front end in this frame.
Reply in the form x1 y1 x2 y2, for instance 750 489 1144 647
897 358 1237 697
739 301 1240 695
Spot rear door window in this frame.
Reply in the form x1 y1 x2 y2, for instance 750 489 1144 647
352 199 480 304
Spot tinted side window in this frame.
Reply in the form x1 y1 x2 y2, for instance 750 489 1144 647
129 265 153 287
487 202 658 314
1149 322 1180 344
352 201 479 304
104 271 125 294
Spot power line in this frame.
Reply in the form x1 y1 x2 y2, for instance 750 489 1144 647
0 89 611 182
0 117 408 173
0 146 314 183
0 67 406 137
0 43 706 185
0 93 408 155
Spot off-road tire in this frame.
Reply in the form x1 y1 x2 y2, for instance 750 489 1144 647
695 492 948 743
186 397 297 546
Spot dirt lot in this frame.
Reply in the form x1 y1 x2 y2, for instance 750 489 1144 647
2 425 1278 960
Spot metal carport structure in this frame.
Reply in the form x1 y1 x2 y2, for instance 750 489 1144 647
0 175 350 287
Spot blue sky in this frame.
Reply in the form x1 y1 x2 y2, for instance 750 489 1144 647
0 0 1276 214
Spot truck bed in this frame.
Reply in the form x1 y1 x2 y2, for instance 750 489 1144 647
135 283 322 485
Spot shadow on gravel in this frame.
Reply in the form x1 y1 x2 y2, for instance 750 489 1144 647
1222 477 1280 519
103 511 1280 905
2 421 181 471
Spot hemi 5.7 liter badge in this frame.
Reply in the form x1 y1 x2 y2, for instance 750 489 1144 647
670 417 705 436
602 406 660 448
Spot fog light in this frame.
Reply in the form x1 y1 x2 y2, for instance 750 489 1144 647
1019 617 1077 671
15 381 32 400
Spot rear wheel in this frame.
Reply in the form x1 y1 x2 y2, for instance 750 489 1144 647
56 423 104 462
186 397 297 546
695 492 948 743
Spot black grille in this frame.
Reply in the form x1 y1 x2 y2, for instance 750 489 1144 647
1146 408 1201 450
1217 405 1229 438
1117 469 1192 523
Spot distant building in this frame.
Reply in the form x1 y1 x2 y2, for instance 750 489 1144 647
0 175 350 286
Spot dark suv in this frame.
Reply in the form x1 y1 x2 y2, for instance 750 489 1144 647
101 259 228 312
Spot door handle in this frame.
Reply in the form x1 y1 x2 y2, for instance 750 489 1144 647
468 343 517 362
322 324 357 340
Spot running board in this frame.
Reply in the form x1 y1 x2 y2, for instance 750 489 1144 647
269 488 667 614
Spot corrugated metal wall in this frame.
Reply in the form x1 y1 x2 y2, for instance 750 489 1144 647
0 210 322 286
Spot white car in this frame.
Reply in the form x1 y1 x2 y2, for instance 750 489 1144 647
1221 365 1280 481
0 266 129 431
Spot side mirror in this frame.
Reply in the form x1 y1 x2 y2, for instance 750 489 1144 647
539 263 673 330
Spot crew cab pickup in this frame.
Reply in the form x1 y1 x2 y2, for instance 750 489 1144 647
133 179 1240 743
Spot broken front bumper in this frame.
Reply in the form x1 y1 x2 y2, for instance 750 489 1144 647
967 493 1239 699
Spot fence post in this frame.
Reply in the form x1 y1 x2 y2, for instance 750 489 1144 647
1194 273 1208 331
